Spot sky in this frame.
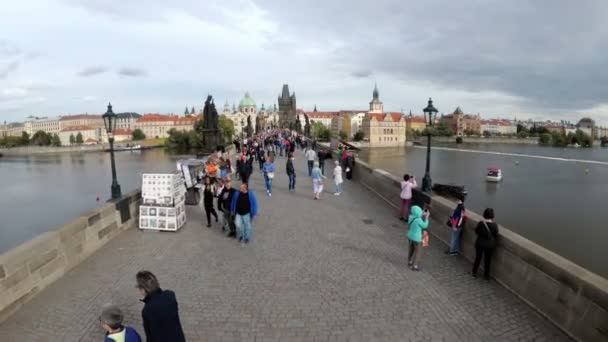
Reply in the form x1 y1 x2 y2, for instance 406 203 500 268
1 0 608 125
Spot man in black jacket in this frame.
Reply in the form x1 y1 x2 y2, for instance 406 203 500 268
286 153 296 191
220 179 237 237
136 271 185 342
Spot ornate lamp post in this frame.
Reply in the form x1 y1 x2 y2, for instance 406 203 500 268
102 103 122 199
422 98 438 193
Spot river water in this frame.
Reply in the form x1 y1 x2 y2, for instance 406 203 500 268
357 143 608 278
0 149 188 254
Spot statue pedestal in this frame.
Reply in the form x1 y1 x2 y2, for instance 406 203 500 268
201 129 220 153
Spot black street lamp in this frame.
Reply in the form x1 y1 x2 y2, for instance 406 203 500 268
422 98 438 193
102 103 122 199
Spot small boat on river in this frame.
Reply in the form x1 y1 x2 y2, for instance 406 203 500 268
486 167 503 182
104 144 151 152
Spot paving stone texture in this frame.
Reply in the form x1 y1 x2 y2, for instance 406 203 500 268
0 150 571 341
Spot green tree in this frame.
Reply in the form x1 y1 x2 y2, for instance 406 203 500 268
339 130 348 141
463 129 477 136
51 133 61 146
539 133 551 145
69 134 76 145
218 115 235 144
20 131 30 145
483 130 491 137
516 130 528 139
311 122 331 141
353 130 365 142
31 130 52 146
132 128 146 140
76 132 83 144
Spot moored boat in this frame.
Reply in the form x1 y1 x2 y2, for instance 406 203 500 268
486 167 503 182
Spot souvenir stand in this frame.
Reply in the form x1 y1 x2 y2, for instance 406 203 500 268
139 171 187 231
176 158 207 205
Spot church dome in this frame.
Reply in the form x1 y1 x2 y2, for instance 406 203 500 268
239 92 256 107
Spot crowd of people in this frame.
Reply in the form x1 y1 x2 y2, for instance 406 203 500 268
400 173 499 278
99 129 500 341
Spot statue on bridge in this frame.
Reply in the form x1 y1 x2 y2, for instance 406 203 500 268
201 95 220 149
304 114 311 137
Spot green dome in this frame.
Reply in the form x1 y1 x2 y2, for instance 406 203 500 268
239 92 256 107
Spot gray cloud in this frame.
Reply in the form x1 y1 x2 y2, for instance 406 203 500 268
118 67 147 77
0 61 19 79
351 70 372 79
76 66 108 77
252 0 608 112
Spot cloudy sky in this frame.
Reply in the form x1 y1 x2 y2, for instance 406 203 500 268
1 0 608 124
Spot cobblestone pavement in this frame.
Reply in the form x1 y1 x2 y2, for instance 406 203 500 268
0 150 570 341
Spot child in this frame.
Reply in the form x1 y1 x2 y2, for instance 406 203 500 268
100 304 142 342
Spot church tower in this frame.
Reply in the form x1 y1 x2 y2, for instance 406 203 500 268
369 83 384 113
223 99 230 115
278 84 297 128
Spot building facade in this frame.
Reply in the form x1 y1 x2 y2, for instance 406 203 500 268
405 115 427 133
59 114 103 131
480 120 517 135
307 111 336 128
115 113 142 130
440 107 481 136
135 114 179 139
362 113 407 147
278 84 297 128
24 117 61 135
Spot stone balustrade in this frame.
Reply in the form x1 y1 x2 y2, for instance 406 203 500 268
0 190 141 322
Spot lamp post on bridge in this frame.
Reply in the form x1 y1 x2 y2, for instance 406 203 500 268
422 98 438 193
102 103 122 199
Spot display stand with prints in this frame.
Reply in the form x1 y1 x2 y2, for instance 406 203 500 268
139 172 187 231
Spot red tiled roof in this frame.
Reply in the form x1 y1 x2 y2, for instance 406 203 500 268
85 138 98 142
307 111 339 119
367 113 404 122
114 129 132 135
60 125 95 132
137 114 177 122
59 114 102 121
406 116 427 123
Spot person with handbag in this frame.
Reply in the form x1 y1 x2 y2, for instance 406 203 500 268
445 199 466 256
406 205 430 271
472 208 499 280
262 157 275 197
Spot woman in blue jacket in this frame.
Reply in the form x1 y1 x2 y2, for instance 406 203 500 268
230 183 258 243
262 157 275 197
406 205 430 271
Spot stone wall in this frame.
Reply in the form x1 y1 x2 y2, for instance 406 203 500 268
351 158 608 342
427 136 539 145
0 190 141 323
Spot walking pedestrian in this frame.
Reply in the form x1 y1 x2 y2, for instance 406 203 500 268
345 152 354 180
472 208 499 280
257 148 266 170
400 174 417 220
136 271 186 342
238 155 251 184
446 199 466 255
406 206 430 271
263 157 275 197
286 153 296 191
311 161 326 200
333 160 343 195
100 304 142 342
230 183 258 243
305 147 316 176
220 178 237 237
318 149 326 175
201 176 218 227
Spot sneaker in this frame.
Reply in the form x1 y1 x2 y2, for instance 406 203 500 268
407 261 413 267
449 252 459 256
244 239 250 244
411 266 421 272
334 193 339 196
268 193 272 197
472 272 478 279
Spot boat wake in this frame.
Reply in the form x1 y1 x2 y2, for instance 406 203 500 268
413 146 608 166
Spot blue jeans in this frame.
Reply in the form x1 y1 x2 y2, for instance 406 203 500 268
334 181 343 194
235 213 253 241
288 173 296 190
449 227 462 253
264 175 273 193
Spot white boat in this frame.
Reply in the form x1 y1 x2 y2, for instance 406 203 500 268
486 168 503 182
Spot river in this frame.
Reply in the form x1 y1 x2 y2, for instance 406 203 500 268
0 149 190 254
358 143 608 279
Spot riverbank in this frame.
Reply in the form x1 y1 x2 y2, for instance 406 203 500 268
426 136 540 145
0 139 166 156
